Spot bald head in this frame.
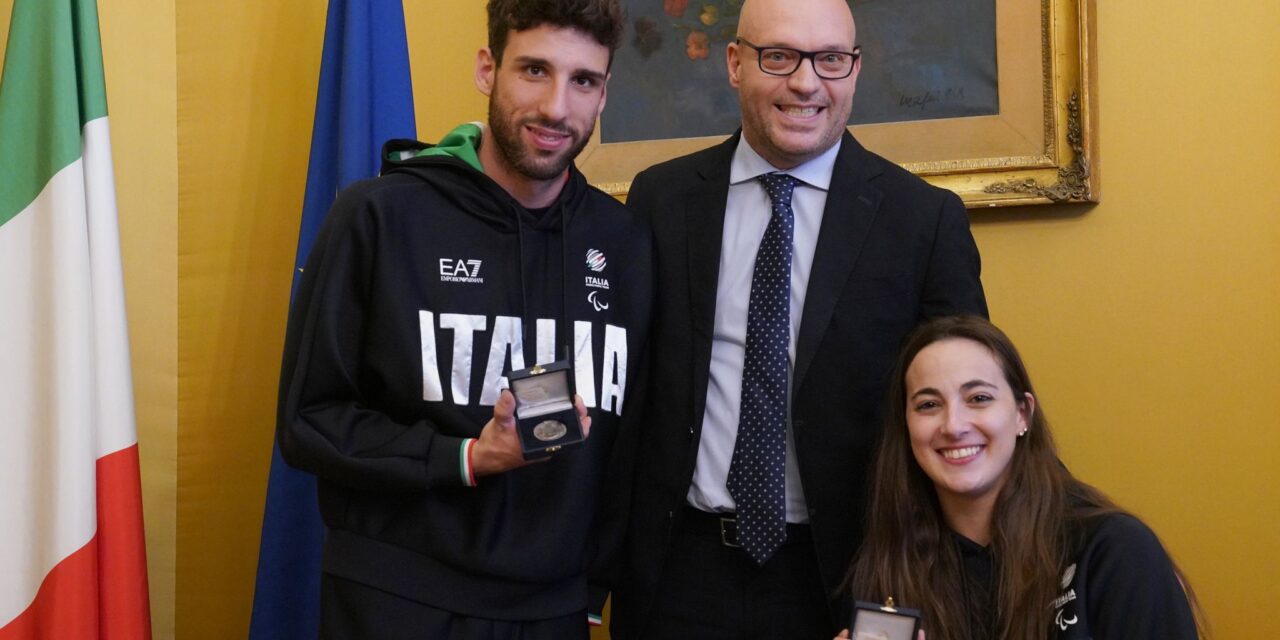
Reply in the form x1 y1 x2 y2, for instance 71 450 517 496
737 0 855 44
727 0 860 168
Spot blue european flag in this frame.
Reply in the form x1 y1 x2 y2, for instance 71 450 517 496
249 1 415 637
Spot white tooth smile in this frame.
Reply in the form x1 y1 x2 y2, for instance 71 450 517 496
780 106 819 116
942 446 981 460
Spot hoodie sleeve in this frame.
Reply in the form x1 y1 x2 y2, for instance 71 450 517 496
276 183 476 492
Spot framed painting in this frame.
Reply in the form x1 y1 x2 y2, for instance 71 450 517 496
577 0 1098 208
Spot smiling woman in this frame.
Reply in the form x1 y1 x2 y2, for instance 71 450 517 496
842 316 1204 640
903 336 1033 535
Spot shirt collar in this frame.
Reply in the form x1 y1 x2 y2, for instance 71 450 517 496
729 134 842 191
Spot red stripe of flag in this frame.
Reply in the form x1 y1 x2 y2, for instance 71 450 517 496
0 445 151 639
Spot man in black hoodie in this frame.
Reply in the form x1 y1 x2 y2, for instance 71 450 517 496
277 1 649 638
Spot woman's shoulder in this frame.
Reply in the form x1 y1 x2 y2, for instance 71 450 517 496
1059 512 1198 639
1076 512 1168 565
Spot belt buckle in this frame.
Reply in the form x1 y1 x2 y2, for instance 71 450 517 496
718 516 740 548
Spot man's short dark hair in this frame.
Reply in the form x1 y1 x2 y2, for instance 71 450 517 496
487 0 625 65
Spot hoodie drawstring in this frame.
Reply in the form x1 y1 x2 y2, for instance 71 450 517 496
512 205 573 370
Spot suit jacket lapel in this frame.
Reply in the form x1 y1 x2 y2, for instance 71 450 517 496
686 135 736 422
794 133 883 391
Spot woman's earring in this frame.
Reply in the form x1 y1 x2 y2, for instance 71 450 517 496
1017 428 1028 438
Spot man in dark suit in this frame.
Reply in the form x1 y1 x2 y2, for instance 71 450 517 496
612 0 987 637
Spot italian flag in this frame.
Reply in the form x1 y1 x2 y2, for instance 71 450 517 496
0 0 151 637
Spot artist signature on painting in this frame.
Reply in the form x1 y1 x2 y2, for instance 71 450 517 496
898 87 966 110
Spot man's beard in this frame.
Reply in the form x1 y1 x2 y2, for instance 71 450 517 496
487 84 594 181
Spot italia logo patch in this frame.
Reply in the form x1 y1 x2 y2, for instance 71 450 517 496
586 249 607 272
584 249 610 308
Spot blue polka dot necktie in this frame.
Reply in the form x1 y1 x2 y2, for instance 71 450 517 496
726 172 797 565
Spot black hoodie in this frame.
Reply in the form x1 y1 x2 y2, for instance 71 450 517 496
277 136 653 621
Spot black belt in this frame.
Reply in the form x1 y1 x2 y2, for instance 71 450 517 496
680 506 811 549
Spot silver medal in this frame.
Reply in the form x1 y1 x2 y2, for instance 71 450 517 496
533 420 568 442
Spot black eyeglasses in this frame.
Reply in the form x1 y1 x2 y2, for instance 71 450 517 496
736 38 861 80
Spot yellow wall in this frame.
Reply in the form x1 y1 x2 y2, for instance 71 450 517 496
173 3 321 638
4 0 1276 638
105 2 179 636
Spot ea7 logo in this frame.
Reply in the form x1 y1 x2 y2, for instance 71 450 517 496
439 258 484 283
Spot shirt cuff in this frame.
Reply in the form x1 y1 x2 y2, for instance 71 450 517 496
460 438 478 487
424 434 476 488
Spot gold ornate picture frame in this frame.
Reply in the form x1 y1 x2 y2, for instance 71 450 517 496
579 0 1098 208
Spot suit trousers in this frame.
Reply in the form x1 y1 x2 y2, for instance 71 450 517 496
319 573 588 640
641 508 835 640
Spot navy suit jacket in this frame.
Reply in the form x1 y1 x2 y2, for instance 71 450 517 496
613 131 988 633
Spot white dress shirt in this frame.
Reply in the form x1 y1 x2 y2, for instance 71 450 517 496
686 136 841 524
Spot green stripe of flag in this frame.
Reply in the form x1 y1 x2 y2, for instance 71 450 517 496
0 0 108 227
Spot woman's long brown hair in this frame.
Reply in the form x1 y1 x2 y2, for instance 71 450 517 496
846 316 1203 639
